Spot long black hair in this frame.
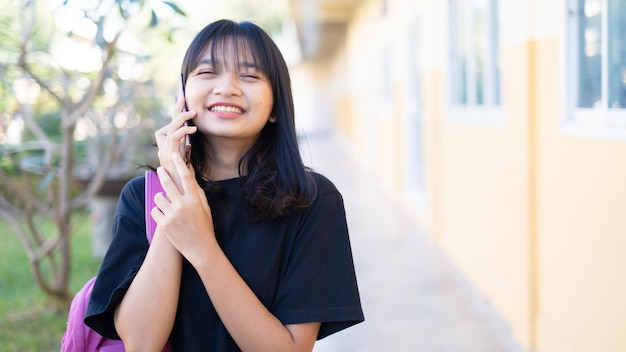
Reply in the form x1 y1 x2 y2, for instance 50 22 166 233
180 20 316 220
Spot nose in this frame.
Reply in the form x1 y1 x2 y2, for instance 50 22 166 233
213 72 242 97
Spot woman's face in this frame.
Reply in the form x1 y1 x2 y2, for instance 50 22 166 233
184 40 274 150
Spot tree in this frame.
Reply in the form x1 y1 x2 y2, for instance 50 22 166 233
0 0 186 301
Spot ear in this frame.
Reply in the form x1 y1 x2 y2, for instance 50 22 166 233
269 116 277 123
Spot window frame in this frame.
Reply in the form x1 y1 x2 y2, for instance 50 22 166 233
563 0 626 141
404 17 427 209
447 0 504 126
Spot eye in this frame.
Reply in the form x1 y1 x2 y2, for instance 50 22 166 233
241 73 260 79
240 69 267 81
193 65 217 76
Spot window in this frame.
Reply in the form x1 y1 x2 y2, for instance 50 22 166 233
405 20 426 207
566 0 626 139
449 0 501 110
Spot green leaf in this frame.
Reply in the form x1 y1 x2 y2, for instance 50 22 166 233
162 1 187 17
38 171 54 192
118 4 128 19
149 9 158 27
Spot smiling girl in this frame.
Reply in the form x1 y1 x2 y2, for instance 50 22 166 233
84 20 364 351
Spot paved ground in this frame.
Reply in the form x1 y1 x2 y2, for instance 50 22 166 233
299 134 526 352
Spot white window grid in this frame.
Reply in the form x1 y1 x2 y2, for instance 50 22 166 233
447 0 504 125
564 0 626 140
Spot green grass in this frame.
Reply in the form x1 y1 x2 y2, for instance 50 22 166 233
0 214 102 351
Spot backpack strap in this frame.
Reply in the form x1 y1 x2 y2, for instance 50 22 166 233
145 170 164 243
143 170 173 352
62 171 169 352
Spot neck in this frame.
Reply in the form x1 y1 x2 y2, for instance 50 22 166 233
204 137 253 181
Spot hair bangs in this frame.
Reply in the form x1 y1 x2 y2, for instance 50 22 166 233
194 23 272 78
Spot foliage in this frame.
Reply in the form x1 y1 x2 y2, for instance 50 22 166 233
0 0 186 301
0 214 99 351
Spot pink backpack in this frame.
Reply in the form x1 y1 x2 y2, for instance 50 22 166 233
61 170 170 351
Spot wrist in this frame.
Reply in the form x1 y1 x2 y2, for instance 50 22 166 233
188 236 223 276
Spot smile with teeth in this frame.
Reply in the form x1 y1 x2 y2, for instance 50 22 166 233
210 105 243 114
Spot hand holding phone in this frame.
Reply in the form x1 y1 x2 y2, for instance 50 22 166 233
178 73 192 164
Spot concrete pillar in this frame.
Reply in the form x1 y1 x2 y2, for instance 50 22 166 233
90 195 118 259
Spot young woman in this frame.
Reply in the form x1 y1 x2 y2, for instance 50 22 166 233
85 20 364 351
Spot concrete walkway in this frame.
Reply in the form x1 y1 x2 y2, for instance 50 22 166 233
300 134 526 352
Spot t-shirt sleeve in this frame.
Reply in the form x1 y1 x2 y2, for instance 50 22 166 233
272 174 364 340
84 176 149 339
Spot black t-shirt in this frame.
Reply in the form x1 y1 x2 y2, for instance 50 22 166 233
85 172 364 351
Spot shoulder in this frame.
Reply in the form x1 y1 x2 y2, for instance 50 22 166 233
115 175 145 216
122 174 145 191
309 171 340 196
120 175 145 200
306 171 345 209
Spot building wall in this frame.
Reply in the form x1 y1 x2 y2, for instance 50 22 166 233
293 0 626 351
533 34 626 352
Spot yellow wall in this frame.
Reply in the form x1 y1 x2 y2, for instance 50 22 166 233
437 115 533 345
439 39 530 346
532 34 626 352
297 0 626 351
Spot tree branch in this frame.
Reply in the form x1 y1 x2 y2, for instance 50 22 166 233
67 27 122 129
0 172 52 217
71 120 147 209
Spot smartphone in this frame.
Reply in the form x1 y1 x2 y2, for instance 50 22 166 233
178 73 192 164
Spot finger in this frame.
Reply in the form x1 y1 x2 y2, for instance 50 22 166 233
156 118 195 159
171 99 197 128
150 206 164 224
166 123 197 142
195 183 211 214
153 191 170 210
155 126 169 147
155 122 184 157
156 166 181 200
150 193 168 221
174 94 187 116
172 152 194 195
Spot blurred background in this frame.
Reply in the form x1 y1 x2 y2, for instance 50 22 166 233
1 0 625 351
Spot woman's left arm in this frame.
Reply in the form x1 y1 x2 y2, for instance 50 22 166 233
193 236 321 352
153 153 321 351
